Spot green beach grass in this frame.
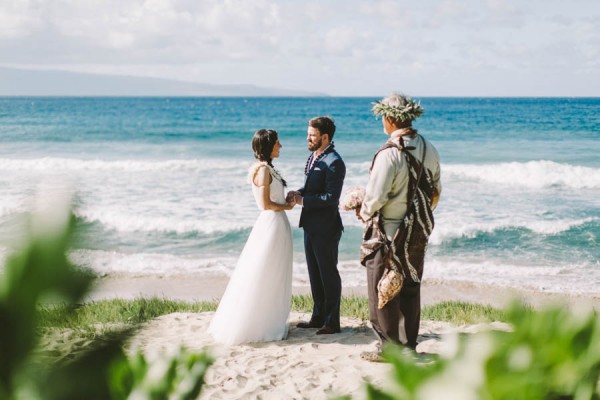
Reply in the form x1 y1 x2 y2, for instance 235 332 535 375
38 295 506 338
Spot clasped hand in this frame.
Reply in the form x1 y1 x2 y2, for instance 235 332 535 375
286 191 302 207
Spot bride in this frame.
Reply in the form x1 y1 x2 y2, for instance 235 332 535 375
208 129 296 345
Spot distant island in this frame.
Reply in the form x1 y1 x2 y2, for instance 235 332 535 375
0 67 327 97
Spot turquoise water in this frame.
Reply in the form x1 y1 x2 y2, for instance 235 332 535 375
0 97 598 293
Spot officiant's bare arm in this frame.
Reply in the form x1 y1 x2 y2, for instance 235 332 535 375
253 166 295 211
359 149 394 222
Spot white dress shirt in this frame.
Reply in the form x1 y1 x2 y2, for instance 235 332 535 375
360 130 442 240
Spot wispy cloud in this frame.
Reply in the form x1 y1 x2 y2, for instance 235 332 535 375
0 0 598 95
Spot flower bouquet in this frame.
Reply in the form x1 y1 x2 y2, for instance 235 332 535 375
340 187 366 211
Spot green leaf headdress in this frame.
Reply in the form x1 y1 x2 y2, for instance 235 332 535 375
372 93 424 123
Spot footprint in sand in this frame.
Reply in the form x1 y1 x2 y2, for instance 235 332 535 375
273 356 288 368
236 376 248 389
255 367 268 375
296 381 319 392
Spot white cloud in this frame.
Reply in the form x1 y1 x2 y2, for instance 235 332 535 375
425 0 468 29
0 0 44 39
324 27 360 55
0 0 598 95
358 0 418 33
573 18 600 68
484 0 524 26
0 0 284 57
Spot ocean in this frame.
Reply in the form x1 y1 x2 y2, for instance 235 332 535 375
0 97 598 295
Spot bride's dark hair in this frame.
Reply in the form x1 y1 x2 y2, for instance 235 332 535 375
252 129 277 163
252 129 286 186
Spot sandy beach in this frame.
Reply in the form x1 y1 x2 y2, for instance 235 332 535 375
28 272 599 400
89 273 600 310
125 310 510 400
77 273 600 399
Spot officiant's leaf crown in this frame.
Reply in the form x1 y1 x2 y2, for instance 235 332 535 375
372 94 424 123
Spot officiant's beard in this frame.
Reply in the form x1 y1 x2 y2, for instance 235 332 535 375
308 138 322 152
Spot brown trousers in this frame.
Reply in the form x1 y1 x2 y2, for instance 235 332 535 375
366 246 421 350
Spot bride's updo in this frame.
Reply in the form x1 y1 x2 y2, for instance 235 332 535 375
252 129 287 187
252 129 278 164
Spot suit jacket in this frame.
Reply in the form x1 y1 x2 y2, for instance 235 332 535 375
299 147 346 236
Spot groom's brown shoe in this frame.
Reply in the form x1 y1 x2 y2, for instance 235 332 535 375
297 320 323 329
316 326 341 335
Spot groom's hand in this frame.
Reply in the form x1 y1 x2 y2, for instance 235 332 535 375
285 191 296 202
294 193 303 206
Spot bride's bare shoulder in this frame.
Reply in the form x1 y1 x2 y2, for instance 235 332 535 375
248 162 272 186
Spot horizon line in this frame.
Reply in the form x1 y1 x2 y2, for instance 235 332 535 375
1 95 599 99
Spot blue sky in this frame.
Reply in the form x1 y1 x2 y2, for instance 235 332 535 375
1 0 598 96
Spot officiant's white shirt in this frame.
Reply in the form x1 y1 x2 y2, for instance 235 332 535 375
360 131 442 240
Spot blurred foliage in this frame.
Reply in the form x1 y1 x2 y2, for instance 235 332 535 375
365 302 600 400
0 205 213 400
110 349 213 400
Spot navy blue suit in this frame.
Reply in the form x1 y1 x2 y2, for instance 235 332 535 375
299 146 346 330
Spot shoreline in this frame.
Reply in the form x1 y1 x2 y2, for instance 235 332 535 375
88 273 600 311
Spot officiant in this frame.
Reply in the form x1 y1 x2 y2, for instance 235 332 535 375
358 93 441 362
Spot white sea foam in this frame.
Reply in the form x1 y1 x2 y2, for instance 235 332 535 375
69 249 236 276
61 249 600 295
72 207 598 241
1 155 596 295
2 158 595 241
424 258 600 295
0 205 25 218
2 218 597 296
0 157 243 173
343 207 597 245
68 250 363 288
5 157 597 190
292 260 366 287
75 209 254 234
429 216 598 245
444 160 600 189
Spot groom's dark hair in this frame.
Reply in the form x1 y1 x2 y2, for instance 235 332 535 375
308 116 336 141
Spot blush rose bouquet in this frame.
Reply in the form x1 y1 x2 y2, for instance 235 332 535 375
340 187 366 211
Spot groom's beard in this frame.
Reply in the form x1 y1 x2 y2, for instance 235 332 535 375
308 138 322 152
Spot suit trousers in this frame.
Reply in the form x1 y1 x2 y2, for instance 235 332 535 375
304 230 342 330
366 246 421 349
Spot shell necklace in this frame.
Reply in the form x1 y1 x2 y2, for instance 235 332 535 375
304 142 334 176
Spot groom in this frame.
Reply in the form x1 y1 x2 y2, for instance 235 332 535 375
288 116 346 335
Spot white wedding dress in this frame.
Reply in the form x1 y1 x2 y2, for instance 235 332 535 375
208 164 293 345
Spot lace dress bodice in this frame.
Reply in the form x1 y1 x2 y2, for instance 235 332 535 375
249 163 286 210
